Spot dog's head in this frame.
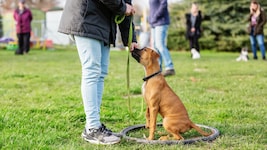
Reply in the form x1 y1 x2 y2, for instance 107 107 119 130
131 47 160 67
241 47 248 55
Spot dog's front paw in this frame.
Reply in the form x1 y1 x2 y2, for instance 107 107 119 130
145 124 150 128
147 135 154 140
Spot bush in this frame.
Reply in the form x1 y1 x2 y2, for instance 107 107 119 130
167 28 188 51
167 0 267 52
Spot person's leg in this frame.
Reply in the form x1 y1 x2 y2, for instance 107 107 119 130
24 32 31 53
190 35 201 59
256 34 266 60
15 33 23 54
75 36 103 130
97 44 110 111
154 25 174 71
151 27 162 70
189 37 194 50
249 35 258 59
21 33 26 53
139 32 150 48
189 37 194 58
75 36 120 144
195 36 200 52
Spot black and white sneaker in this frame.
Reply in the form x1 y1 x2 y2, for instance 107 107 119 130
81 124 121 145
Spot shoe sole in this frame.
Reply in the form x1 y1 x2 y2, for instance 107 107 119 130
81 133 120 145
163 73 175 77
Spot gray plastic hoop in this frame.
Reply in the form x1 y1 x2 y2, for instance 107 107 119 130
120 123 220 145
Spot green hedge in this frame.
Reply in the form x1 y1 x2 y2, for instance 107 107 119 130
167 0 267 52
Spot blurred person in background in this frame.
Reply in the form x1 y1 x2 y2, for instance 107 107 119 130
13 0 32 55
185 2 202 59
148 0 176 77
248 0 266 60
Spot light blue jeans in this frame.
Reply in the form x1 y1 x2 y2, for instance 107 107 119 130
249 34 266 59
151 25 174 70
75 36 110 130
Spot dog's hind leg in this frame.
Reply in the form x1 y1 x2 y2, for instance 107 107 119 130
165 128 184 140
162 118 184 140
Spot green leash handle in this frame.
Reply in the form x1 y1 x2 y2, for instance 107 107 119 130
115 15 125 24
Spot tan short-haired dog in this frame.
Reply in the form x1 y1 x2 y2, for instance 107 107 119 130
131 47 211 140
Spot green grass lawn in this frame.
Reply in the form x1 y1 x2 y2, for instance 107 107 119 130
0 48 266 149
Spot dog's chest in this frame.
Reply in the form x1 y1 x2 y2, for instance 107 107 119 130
141 82 146 95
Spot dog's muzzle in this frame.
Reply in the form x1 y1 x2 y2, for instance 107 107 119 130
131 48 143 63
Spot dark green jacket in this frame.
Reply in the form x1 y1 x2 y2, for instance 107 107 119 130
58 0 136 46
248 8 267 35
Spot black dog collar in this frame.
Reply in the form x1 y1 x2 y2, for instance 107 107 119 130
143 70 162 81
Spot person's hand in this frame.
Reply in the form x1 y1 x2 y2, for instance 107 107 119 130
191 27 196 32
130 42 138 51
125 3 135 16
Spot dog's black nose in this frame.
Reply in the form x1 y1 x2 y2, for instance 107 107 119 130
131 48 142 63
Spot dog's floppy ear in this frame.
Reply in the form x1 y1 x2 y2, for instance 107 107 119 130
151 49 160 59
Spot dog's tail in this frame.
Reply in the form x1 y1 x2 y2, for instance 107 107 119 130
190 123 212 136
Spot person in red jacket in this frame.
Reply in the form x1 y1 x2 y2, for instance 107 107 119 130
13 0 32 55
